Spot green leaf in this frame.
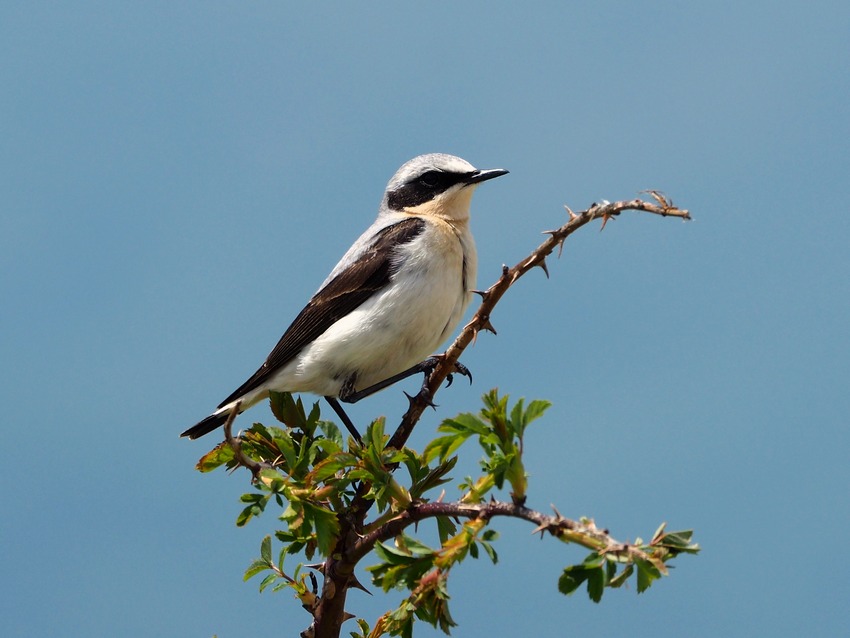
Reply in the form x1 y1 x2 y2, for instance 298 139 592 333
271 430 298 474
303 501 340 556
558 554 605 597
558 567 586 596
508 397 525 438
373 542 412 565
260 535 272 564
441 412 491 437
258 573 278 593
311 436 342 458
410 456 457 498
257 468 287 492
480 388 507 415
243 559 269 581
401 449 425 482
436 516 457 545
236 493 268 527
608 564 633 589
480 541 498 564
522 399 552 427
194 442 236 473
351 618 370 638
366 417 386 451
317 420 344 448
235 507 257 527
396 534 435 556
654 529 701 554
425 413 490 462
368 537 437 592
278 546 288 573
269 391 306 429
422 434 464 463
308 452 358 483
605 557 617 581
587 565 605 603
304 400 322 436
635 557 662 593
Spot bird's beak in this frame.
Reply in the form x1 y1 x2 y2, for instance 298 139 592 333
466 168 509 184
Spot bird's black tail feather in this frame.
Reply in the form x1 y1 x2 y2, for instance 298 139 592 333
180 412 229 440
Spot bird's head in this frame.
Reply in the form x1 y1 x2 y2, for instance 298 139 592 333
383 153 508 222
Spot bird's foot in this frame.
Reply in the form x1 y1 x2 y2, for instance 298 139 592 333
445 361 473 388
417 355 473 389
408 355 473 407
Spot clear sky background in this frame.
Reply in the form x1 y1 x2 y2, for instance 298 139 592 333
2 2 848 636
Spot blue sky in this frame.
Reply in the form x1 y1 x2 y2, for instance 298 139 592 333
2 2 848 636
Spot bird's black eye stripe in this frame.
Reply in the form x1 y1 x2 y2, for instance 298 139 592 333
418 170 443 188
387 170 471 210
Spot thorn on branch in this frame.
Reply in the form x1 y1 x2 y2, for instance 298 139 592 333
404 390 437 411
556 238 566 258
599 212 616 232
480 319 497 335
346 573 373 596
543 228 567 258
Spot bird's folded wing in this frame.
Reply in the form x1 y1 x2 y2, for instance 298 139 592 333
217 216 426 408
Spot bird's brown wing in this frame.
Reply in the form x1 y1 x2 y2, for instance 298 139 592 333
216 217 426 408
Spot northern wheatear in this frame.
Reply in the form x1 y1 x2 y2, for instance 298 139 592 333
182 153 507 441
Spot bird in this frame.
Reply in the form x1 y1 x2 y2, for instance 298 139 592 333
181 153 508 441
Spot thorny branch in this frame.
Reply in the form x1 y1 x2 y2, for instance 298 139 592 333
255 194 689 638
388 193 690 452
349 500 656 568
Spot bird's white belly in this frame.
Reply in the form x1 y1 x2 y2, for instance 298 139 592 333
280 229 471 396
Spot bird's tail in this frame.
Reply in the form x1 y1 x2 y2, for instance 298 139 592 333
180 411 230 440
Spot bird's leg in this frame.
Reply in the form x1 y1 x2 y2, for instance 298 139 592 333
340 355 472 405
324 396 363 444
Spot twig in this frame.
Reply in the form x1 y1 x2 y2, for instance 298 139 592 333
349 500 650 565
222 401 271 479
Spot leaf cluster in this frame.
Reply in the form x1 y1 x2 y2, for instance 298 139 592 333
558 523 700 602
364 521 499 638
197 393 350 557
193 390 699 637
425 389 551 504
